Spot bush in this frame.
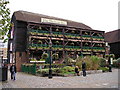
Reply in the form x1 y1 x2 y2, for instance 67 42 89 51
62 66 75 73
99 58 107 67
117 58 120 63
64 56 76 65
98 67 109 72
75 56 101 70
37 69 49 75
112 60 118 68
112 58 120 68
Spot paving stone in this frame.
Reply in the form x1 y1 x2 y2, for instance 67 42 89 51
1 69 118 88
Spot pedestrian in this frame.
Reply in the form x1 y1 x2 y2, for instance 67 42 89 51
82 60 86 76
75 66 80 76
10 64 17 80
108 57 112 72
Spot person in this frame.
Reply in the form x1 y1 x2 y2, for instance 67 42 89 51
108 57 112 72
82 60 86 76
10 64 17 80
75 66 80 76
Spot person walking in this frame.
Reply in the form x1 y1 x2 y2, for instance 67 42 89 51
10 64 17 80
108 57 112 72
82 60 86 77
75 66 80 76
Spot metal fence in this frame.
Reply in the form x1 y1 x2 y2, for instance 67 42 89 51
21 64 36 75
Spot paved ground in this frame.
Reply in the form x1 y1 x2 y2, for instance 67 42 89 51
0 69 119 88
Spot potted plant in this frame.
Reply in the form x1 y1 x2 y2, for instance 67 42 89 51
56 28 59 32
41 52 48 59
38 40 42 44
52 53 59 60
110 54 115 58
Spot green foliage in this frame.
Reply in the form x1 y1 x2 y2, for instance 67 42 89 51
52 53 59 60
30 58 37 61
64 56 76 65
0 0 11 41
41 53 48 59
105 54 115 58
36 66 75 75
61 66 75 73
38 40 42 44
117 58 120 63
105 54 109 58
90 56 100 70
37 69 49 75
39 59 45 61
99 58 107 67
112 60 118 68
55 41 59 44
98 67 109 72
75 56 101 70
109 54 115 58
112 58 120 68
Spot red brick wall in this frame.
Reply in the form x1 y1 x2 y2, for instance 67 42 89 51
16 52 29 72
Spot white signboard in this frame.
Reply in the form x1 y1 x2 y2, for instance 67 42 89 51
41 18 67 25
10 43 12 51
110 58 113 64
10 54 12 63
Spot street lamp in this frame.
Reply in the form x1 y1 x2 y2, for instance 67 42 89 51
48 26 53 79
48 39 52 79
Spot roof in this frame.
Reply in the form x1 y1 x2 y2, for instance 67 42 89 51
12 10 93 30
105 29 120 43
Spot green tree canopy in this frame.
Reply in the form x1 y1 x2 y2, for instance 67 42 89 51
0 0 11 42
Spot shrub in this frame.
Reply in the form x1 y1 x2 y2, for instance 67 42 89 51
99 58 107 67
76 56 91 70
61 66 75 73
90 56 100 70
112 58 120 68
37 69 49 75
98 67 109 72
52 68 61 73
117 58 120 63
75 56 101 70
64 56 75 65
112 60 118 68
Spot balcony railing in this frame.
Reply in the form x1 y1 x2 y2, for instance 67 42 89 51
92 36 104 39
28 44 80 50
28 44 105 52
29 29 104 40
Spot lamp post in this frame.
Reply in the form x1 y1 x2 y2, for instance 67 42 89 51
48 27 52 79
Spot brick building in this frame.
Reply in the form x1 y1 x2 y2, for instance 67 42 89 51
105 29 120 59
8 11 106 71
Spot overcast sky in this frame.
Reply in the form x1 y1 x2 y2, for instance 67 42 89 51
8 0 119 32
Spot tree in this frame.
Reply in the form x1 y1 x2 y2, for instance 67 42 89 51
0 0 11 42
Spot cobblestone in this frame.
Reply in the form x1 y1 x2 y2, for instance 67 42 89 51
1 69 119 88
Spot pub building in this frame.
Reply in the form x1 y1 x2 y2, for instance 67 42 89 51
7 11 105 71
105 29 120 59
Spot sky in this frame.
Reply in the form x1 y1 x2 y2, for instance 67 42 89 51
8 0 119 32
